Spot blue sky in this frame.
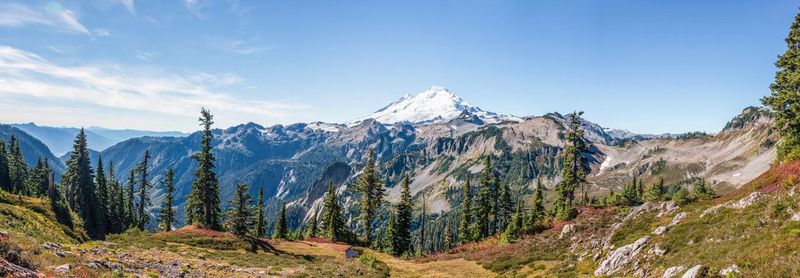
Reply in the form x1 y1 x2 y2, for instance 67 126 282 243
0 0 796 133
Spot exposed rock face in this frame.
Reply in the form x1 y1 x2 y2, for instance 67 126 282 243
54 264 70 273
681 265 706 278
728 192 766 209
669 212 687 226
594 236 650 276
653 226 668 235
663 266 686 278
0 258 41 278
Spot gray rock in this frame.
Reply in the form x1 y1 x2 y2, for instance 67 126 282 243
728 192 765 209
594 236 650 276
663 266 686 278
653 226 668 235
719 264 740 276
54 263 71 273
560 224 575 239
653 245 667 256
682 265 705 278
669 212 687 226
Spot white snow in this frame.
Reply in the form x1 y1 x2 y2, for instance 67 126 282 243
348 85 519 126
306 122 342 133
600 156 614 171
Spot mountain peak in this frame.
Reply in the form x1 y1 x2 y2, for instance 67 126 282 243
351 85 515 126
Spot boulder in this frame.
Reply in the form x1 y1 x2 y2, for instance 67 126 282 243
719 264 740 276
653 226 668 235
54 264 70 273
594 236 650 276
663 266 686 278
728 192 765 209
682 265 706 278
560 224 575 239
669 212 687 226
652 245 667 256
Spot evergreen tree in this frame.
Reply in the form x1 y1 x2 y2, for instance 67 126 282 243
393 174 413 256
554 112 588 221
135 151 152 230
527 179 546 233
458 176 472 243
443 221 453 250
307 208 318 238
62 129 105 239
47 172 73 228
95 155 109 228
158 169 176 232
7 135 28 194
254 187 266 238
321 181 346 242
272 202 288 239
0 139 10 191
26 158 50 197
497 181 513 232
645 177 666 202
620 175 641 206
419 193 427 253
107 161 124 233
503 201 524 242
186 108 222 230
356 148 384 244
384 210 398 255
472 157 493 239
125 170 136 230
226 183 255 237
763 10 800 161
692 179 715 199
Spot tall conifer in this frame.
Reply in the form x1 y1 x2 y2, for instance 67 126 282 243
186 108 222 230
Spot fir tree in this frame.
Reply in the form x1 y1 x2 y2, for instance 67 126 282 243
692 179 715 199
763 10 800 161
107 161 124 233
7 135 28 194
26 158 50 197
458 176 472 243
554 112 588 221
645 177 666 201
47 172 73 228
272 202 288 239
443 221 453 250
0 139 10 191
384 210 398 255
62 129 105 239
186 108 222 230
419 192 427 253
125 170 136 230
95 155 109 228
472 157 493 239
135 151 152 230
158 169 176 232
393 174 413 256
321 181 346 242
254 187 266 238
503 201 524 242
527 179 546 233
307 208 318 238
226 183 255 237
356 148 384 244
497 181 513 232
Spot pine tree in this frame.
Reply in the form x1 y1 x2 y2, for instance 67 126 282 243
357 148 384 244
321 181 346 242
7 135 28 194
554 112 588 221
527 179 545 233
125 170 136 230
62 129 105 239
254 187 266 238
47 172 73 228
186 108 222 230
159 169 176 232
692 179 715 199
26 158 49 197
443 221 453 250
0 139 10 191
95 155 109 229
393 174 413 256
307 208 318 238
645 177 666 201
419 192 427 254
621 176 641 206
272 203 288 239
458 176 472 243
763 10 800 161
135 151 152 231
226 183 255 237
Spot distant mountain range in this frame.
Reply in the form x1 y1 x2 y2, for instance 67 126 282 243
8 123 187 155
1 86 776 232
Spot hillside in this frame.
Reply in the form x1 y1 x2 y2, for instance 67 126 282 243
9 123 186 156
0 125 65 174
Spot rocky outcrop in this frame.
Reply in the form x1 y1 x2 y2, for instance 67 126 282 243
653 212 687 236
681 265 706 278
663 266 686 278
702 192 766 217
0 258 41 278
560 224 575 239
594 236 650 276
719 264 740 276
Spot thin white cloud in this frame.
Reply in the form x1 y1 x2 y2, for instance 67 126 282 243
94 28 111 37
0 46 310 130
120 0 135 14
135 51 154 61
0 2 90 34
183 0 209 18
218 38 271 55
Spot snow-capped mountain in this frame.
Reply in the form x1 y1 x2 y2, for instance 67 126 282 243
349 85 520 126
